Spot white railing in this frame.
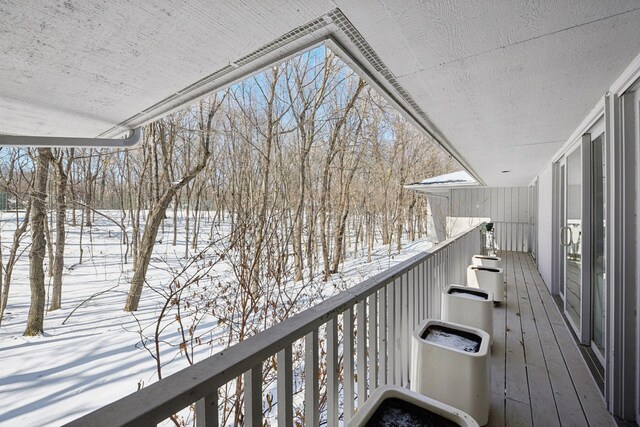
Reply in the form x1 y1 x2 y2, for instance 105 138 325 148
492 220 529 253
66 224 483 427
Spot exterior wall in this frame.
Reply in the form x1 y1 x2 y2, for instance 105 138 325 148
536 165 553 291
530 54 640 420
426 195 448 243
448 186 529 252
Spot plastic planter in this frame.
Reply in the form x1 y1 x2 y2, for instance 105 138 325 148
472 255 502 269
467 265 504 303
443 285 494 343
347 385 479 427
410 319 491 426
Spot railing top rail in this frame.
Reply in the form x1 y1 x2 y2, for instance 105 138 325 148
66 223 483 427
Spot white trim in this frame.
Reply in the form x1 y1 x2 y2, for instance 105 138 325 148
325 37 485 186
610 51 640 96
587 117 605 138
536 100 605 178
536 52 640 184
635 88 640 426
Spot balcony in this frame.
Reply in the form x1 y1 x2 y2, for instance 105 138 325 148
63 225 611 426
2 2 640 425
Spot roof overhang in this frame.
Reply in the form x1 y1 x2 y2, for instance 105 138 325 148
404 170 479 193
2 1 639 186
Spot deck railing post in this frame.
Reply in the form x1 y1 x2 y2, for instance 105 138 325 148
326 317 339 425
195 392 218 427
387 281 396 385
367 292 378 389
244 365 262 426
277 347 293 427
357 300 367 406
378 287 387 386
394 278 402 385
344 307 355 421
304 330 319 426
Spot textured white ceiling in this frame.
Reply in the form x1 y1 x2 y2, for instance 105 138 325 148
0 0 334 137
2 0 639 185
336 0 640 185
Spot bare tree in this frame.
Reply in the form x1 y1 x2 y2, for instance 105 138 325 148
49 148 74 311
24 147 52 336
124 94 226 311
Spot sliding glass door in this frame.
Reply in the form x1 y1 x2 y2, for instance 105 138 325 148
563 145 583 335
590 134 606 361
555 129 606 352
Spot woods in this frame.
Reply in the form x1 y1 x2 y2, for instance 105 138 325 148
0 46 457 330
0 46 457 424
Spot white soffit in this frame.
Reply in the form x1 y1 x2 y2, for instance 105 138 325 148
2 1 640 186
336 0 640 186
0 0 334 138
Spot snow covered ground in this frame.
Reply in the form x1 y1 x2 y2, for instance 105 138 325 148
0 210 433 426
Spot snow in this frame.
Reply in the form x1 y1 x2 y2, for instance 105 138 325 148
0 210 433 426
405 170 477 188
367 397 458 427
449 289 488 300
423 326 481 353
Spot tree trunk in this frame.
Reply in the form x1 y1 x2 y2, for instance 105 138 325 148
49 151 71 311
0 201 31 323
24 148 52 336
124 95 222 311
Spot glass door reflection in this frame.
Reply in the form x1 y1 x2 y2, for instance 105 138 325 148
591 134 605 360
564 146 582 335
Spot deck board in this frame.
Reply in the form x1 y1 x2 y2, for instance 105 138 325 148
503 251 533 426
517 253 586 427
486 252 615 427
512 252 559 427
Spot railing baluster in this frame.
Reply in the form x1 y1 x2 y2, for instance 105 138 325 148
327 318 339 426
357 300 367 407
277 348 293 427
379 286 387 386
304 330 319 426
428 257 433 317
244 365 262 426
424 260 430 319
408 268 418 332
394 277 402 385
418 264 423 317
402 273 410 385
414 266 419 326
368 292 378 390
425 259 431 318
388 280 396 385
195 392 218 427
400 274 406 387
344 307 355 421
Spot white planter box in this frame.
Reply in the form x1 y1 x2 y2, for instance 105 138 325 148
347 385 478 427
472 255 502 269
442 285 494 343
467 265 504 303
410 319 491 426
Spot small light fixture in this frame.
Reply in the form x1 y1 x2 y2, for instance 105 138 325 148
501 170 510 173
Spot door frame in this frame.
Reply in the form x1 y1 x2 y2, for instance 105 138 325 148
552 160 564 299
553 129 602 345
562 141 585 340
585 123 606 363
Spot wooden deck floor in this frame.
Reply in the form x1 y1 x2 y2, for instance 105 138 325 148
487 251 615 427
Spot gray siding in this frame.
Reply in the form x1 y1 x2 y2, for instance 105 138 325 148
448 186 529 252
